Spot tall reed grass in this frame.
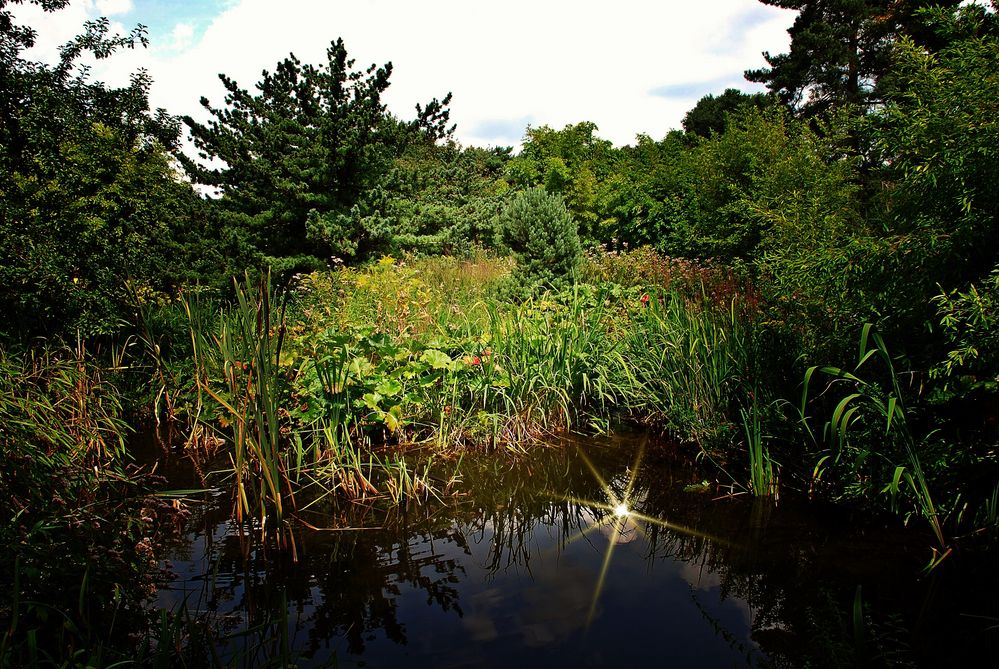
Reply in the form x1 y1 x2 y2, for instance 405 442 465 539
619 290 750 448
801 325 950 566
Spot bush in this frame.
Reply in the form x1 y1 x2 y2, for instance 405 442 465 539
499 188 582 295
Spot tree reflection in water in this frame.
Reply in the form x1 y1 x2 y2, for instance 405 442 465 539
155 434 998 668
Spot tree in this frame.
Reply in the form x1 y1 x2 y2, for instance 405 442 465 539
594 132 691 252
682 88 775 138
745 0 961 116
383 140 512 256
862 3 999 342
499 188 581 294
181 39 453 272
0 0 214 338
504 122 615 246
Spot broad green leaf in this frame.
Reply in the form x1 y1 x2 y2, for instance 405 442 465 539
362 392 383 410
421 349 453 370
349 356 374 378
375 378 403 397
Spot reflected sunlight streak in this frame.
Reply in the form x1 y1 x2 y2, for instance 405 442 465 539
553 443 733 628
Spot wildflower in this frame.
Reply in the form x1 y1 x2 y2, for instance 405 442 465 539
640 293 650 307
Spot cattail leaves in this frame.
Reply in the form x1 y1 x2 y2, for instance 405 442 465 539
800 324 950 566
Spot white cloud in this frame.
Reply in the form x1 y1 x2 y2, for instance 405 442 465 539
13 0 794 148
169 22 195 52
94 0 133 16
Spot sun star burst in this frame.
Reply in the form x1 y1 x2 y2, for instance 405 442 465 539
547 442 730 628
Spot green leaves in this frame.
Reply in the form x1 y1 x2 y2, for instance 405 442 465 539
0 5 210 339
420 349 454 371
181 38 453 270
498 188 582 296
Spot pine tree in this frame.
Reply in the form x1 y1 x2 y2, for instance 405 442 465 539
181 38 452 271
745 0 961 116
499 188 582 294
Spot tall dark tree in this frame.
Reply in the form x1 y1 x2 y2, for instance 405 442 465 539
745 0 961 116
181 39 453 271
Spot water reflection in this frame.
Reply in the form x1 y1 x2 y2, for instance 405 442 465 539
150 434 998 668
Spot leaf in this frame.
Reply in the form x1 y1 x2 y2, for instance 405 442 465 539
375 378 403 397
348 356 374 378
362 392 383 410
420 348 453 370
383 404 403 433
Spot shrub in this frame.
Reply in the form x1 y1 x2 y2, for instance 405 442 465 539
499 188 582 295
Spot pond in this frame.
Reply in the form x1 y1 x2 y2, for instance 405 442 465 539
146 433 998 667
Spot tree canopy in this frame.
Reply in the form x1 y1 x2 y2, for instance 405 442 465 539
181 38 454 273
0 0 217 338
681 88 775 137
745 0 961 115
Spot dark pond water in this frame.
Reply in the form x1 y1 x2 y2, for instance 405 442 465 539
144 433 999 668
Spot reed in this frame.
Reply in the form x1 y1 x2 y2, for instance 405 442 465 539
620 289 750 448
801 324 949 565
741 400 778 497
484 287 628 441
186 272 293 535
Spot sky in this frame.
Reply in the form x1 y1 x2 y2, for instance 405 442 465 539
12 0 795 149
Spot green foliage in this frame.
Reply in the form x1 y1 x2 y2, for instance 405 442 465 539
498 188 583 295
801 326 954 564
620 291 751 449
182 39 453 271
746 0 961 115
591 133 690 251
741 401 778 497
682 88 775 138
383 141 512 256
931 262 999 392
864 5 999 330
505 122 615 245
0 343 177 666
188 273 292 532
681 107 861 259
0 1 217 338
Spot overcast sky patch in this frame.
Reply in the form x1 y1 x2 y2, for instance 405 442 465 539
467 116 536 147
13 0 793 148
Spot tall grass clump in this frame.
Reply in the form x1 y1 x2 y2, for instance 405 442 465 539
621 290 751 449
181 273 451 540
741 400 778 497
0 343 180 666
186 272 296 536
486 288 627 438
801 325 951 566
294 253 512 339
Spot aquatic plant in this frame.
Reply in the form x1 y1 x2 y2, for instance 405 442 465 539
801 325 950 566
0 342 180 667
741 399 778 497
620 289 750 448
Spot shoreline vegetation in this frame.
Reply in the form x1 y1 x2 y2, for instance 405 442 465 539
2 0 998 665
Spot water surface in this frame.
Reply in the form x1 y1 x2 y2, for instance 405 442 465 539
147 433 999 667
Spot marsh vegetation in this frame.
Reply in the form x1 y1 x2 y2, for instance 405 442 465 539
2 0 998 666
